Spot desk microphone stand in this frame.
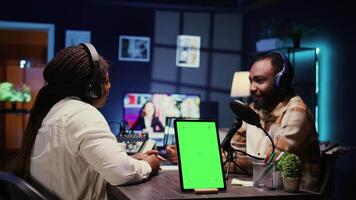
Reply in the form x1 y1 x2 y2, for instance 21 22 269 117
222 118 250 179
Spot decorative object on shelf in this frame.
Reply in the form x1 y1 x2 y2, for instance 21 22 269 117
277 22 315 49
256 18 285 52
286 26 303 49
257 18 315 50
281 24 307 49
280 152 301 193
256 38 284 52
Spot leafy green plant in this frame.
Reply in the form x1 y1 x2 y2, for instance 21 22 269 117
281 153 301 178
276 152 288 171
0 82 31 102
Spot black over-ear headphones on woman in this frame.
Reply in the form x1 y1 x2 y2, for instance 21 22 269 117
80 43 103 99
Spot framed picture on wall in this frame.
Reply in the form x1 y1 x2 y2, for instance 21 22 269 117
118 35 150 62
176 35 201 68
65 30 91 47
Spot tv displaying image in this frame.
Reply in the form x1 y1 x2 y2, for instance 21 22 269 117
123 93 200 132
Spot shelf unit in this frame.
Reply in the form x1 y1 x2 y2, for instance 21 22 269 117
0 64 44 153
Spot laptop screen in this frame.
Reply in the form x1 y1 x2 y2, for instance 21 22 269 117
163 117 177 148
174 120 226 191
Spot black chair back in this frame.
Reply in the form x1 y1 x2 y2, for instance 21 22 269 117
0 172 47 200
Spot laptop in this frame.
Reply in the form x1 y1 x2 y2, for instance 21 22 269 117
162 117 198 148
162 117 177 148
174 119 226 192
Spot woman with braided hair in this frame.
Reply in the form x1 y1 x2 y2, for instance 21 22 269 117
14 44 161 200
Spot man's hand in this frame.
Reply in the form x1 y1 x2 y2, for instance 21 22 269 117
143 154 161 176
132 150 165 176
166 145 178 164
131 153 146 160
132 150 165 161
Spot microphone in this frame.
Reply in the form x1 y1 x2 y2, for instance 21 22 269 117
221 118 242 152
222 100 269 177
229 99 261 128
221 100 260 152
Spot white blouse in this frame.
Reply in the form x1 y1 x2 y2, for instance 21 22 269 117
30 97 151 200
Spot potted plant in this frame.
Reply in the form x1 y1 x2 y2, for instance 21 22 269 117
280 152 301 193
286 26 303 49
277 22 315 49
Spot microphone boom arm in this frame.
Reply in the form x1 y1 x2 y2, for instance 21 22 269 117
229 99 276 158
256 123 276 157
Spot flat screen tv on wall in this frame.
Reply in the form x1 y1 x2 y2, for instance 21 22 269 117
123 92 200 132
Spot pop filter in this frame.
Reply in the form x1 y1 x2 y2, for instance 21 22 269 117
229 99 261 128
229 99 275 159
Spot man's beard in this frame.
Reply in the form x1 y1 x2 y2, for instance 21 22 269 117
253 89 279 111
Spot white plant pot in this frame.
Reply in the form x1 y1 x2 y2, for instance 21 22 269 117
275 171 283 189
282 176 300 193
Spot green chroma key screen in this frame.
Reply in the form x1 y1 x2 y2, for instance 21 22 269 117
174 120 226 191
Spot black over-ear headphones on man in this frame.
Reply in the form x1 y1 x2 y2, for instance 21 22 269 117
80 43 103 99
268 51 291 89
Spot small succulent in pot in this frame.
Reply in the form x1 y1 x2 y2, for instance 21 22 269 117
280 152 301 193
281 153 301 178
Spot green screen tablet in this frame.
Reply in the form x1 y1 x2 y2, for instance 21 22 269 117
174 120 226 191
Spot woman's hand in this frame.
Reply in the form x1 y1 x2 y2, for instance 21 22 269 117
166 145 178 164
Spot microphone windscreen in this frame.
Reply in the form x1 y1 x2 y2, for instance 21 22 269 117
229 100 260 127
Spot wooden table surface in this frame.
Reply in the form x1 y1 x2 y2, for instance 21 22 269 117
107 170 320 200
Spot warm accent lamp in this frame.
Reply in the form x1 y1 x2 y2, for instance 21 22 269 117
230 71 250 98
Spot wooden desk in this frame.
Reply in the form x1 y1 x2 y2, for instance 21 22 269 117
107 171 320 200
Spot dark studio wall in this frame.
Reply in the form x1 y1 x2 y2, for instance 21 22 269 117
1 1 245 131
3 0 354 141
1 0 355 198
0 0 155 133
242 0 356 198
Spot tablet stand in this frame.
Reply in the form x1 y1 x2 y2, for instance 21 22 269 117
194 188 218 194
